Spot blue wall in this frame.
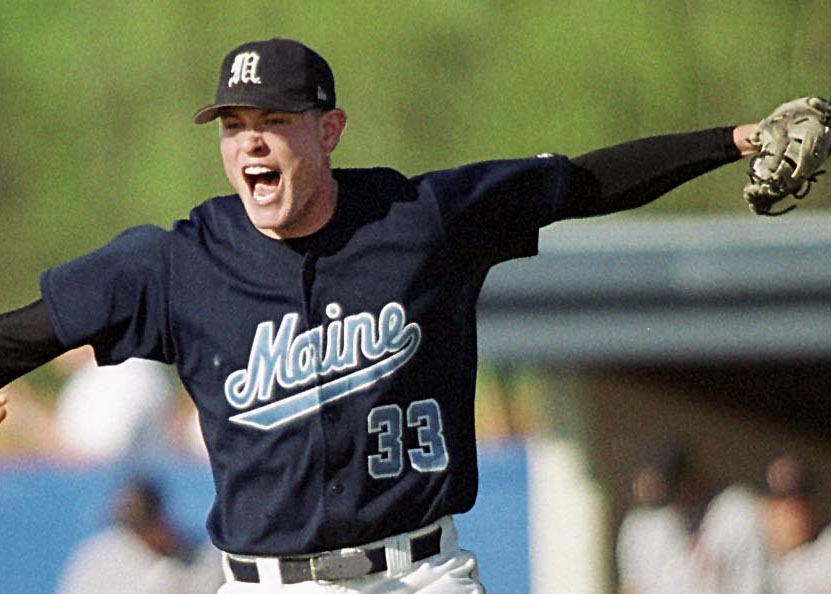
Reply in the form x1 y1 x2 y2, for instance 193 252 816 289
2 441 528 594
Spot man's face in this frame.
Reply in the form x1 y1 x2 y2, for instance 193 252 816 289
219 106 345 240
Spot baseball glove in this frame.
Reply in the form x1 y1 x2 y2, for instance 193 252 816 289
743 96 831 216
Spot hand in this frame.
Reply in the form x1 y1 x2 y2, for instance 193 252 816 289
733 123 762 157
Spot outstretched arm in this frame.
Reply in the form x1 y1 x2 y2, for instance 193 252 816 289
0 300 68 390
0 300 69 426
561 124 760 219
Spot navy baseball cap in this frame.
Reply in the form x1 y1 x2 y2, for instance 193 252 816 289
193 38 336 124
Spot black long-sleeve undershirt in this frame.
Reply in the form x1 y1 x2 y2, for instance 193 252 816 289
564 126 741 218
0 300 66 387
0 126 743 389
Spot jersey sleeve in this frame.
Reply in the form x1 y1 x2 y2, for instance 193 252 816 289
39 225 173 365
413 155 571 266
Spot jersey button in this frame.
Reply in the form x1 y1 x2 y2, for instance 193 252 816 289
326 409 341 423
330 482 344 494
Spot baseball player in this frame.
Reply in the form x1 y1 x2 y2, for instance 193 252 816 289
0 38 829 594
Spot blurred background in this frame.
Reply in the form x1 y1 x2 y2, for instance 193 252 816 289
2 1 831 594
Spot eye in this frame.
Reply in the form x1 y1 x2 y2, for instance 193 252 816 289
221 118 243 131
265 115 290 126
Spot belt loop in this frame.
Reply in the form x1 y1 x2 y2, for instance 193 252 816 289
221 552 235 583
385 530 412 575
256 558 284 587
439 516 458 554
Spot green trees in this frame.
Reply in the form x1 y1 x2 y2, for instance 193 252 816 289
2 1 829 307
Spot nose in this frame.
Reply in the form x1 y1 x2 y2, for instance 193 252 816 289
240 129 267 154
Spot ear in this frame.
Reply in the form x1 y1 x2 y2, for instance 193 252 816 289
319 108 348 154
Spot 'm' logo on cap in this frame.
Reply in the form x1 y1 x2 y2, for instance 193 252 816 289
228 52 262 87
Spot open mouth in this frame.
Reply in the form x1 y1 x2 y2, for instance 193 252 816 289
244 165 282 202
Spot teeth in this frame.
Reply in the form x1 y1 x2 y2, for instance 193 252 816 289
244 165 274 175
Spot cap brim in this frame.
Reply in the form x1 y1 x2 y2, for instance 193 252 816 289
192 100 324 124
192 103 258 125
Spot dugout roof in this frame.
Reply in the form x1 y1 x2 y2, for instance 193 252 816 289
479 212 831 365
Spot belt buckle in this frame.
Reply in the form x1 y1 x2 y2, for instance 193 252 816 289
310 551 374 581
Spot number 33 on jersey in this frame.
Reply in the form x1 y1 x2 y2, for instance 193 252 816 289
222 300 449 480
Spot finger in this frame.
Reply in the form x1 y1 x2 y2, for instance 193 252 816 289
807 96 831 114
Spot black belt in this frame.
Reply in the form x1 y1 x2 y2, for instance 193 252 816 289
228 526 442 584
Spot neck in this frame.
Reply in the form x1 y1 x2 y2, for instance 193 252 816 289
314 174 339 232
273 173 339 241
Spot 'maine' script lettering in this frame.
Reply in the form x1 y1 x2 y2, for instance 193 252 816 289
224 302 420 410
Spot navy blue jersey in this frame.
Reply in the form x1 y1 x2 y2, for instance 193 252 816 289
40 157 571 555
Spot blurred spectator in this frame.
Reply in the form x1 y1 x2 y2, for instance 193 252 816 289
55 476 223 594
770 521 831 594
760 453 831 594
762 454 818 557
617 441 716 594
694 452 831 594
52 347 175 463
692 479 768 594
